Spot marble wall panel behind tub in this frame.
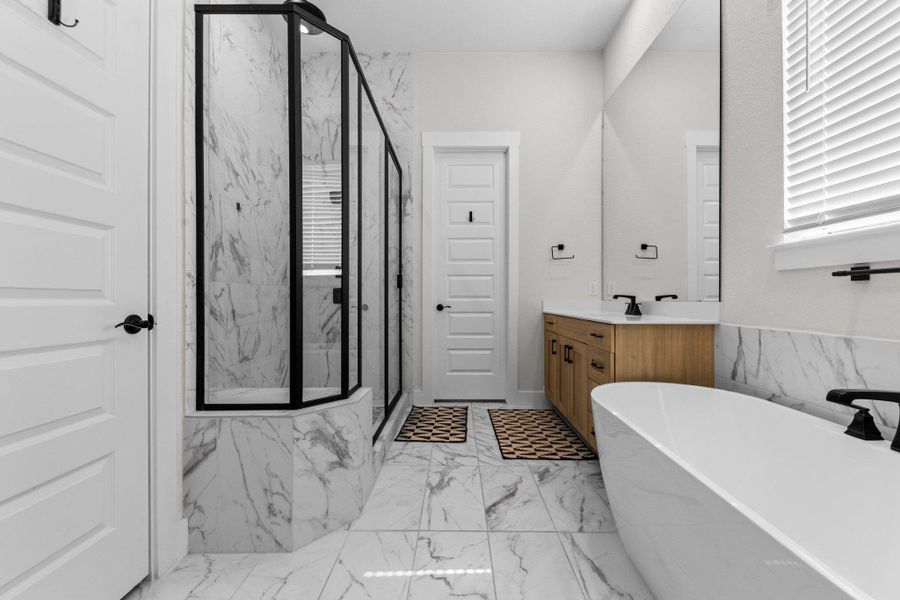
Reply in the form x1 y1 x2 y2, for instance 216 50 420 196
716 324 900 437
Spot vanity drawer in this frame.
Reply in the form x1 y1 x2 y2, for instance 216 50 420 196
557 316 613 352
587 348 613 383
543 313 558 332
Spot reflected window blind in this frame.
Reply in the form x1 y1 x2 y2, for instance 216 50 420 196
302 163 342 269
783 0 900 235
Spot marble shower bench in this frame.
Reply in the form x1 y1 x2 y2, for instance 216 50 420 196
183 387 410 553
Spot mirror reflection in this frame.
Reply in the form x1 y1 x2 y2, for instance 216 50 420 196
602 0 721 302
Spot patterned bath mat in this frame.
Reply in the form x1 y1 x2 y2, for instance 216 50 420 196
396 405 468 443
488 409 596 460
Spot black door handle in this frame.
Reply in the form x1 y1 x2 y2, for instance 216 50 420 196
436 303 452 312
115 314 155 334
551 339 557 355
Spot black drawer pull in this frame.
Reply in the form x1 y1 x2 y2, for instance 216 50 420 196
590 361 605 371
589 332 604 339
551 339 557 355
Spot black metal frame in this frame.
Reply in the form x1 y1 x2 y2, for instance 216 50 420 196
194 4 403 421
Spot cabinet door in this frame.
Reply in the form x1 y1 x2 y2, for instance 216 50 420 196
582 378 603 450
559 338 586 421
544 329 560 408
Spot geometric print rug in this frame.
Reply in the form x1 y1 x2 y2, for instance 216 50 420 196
395 405 468 443
488 409 596 460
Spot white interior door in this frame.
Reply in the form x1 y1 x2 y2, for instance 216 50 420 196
432 150 507 400
695 147 720 301
0 2 151 598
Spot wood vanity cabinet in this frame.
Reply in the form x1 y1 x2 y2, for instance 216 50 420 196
544 313 714 450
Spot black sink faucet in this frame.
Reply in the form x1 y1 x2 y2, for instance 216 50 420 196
613 294 642 316
826 389 900 452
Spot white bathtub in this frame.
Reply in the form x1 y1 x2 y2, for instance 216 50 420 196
592 382 900 600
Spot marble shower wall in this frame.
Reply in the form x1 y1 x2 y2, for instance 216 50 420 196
202 13 291 395
716 324 900 438
184 0 415 408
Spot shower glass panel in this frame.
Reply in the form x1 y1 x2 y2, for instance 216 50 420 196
198 12 292 408
348 64 360 393
300 23 343 404
387 159 402 407
360 91 386 427
195 4 402 424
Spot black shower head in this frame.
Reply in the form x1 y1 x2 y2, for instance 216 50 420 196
282 0 326 34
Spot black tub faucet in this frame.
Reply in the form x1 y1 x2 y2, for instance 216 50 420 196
613 294 642 316
826 389 900 452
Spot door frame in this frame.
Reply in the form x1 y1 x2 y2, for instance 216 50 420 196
685 131 719 302
421 131 520 403
148 0 187 579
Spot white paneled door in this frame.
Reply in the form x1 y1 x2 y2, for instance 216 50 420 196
433 150 507 400
695 148 720 301
0 2 150 599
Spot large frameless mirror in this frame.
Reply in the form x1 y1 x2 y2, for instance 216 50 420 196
602 0 721 302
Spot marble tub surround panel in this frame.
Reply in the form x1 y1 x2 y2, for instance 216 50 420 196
184 389 376 553
716 324 900 437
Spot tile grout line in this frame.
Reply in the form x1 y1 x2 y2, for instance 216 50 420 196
225 555 265 600
314 531 353 600
473 405 501 600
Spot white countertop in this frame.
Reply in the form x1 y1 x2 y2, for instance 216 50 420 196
544 307 718 325
542 300 719 325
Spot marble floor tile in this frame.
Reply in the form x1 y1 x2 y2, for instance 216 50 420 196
408 531 495 600
229 529 347 600
351 465 429 530
384 442 432 467
489 532 584 600
430 438 479 466
132 553 259 600
530 464 616 533
421 464 486 531
481 466 554 532
558 533 655 600
318 531 417 600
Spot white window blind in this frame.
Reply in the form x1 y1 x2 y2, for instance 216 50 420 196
783 0 900 236
302 162 342 269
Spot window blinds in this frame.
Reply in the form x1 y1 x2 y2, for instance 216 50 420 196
302 162 342 269
783 0 900 234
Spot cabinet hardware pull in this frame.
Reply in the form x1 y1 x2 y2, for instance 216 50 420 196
590 361 604 371
551 339 557 355
589 333 604 339
546 321 554 325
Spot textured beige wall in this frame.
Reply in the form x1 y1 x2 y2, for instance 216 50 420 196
720 0 900 339
414 53 605 391
603 50 719 301
602 0 685 101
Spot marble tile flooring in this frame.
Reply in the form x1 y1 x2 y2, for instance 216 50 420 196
127 405 654 600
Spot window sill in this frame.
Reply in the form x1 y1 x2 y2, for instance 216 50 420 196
769 222 900 271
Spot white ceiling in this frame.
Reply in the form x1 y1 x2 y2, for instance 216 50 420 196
312 0 633 53
650 0 720 53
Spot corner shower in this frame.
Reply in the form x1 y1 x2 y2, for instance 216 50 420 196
194 2 402 438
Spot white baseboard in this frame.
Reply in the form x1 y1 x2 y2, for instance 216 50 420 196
411 389 549 408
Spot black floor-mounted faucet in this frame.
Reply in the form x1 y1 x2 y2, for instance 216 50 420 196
826 389 900 452
613 295 642 316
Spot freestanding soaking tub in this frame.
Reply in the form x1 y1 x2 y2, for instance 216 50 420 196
592 382 900 600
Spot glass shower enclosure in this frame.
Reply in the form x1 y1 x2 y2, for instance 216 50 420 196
194 3 403 439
